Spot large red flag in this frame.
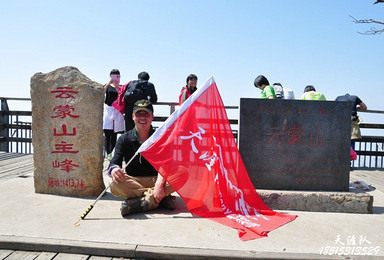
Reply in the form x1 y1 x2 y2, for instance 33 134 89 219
138 77 297 240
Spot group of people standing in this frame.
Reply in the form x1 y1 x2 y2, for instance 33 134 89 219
254 74 367 153
253 74 326 100
103 69 158 159
103 69 198 158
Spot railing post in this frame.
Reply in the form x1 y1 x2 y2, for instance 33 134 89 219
0 98 9 152
170 104 176 114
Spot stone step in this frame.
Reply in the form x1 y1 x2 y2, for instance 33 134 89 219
258 189 373 214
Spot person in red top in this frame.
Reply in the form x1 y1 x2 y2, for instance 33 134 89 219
178 74 198 105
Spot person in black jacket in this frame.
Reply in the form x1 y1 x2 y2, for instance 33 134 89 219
108 100 174 216
123 72 157 131
335 94 367 150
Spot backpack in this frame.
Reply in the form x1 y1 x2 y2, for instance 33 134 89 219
273 84 284 99
124 80 149 104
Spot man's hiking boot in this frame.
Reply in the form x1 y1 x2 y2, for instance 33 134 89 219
159 195 176 210
121 197 150 217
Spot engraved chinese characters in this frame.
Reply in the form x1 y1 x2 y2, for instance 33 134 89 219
31 66 105 196
239 98 351 191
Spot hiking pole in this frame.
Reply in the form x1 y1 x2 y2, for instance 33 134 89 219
74 152 139 226
79 182 113 220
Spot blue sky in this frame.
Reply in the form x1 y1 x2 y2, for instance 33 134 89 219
1 1 383 131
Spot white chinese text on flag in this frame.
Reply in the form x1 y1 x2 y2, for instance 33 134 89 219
138 77 297 240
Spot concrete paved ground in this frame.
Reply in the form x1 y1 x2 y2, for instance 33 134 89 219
0 154 383 259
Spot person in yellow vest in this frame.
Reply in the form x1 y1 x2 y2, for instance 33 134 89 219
300 85 326 101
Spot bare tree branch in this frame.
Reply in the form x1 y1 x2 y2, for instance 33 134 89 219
374 0 384 5
350 15 384 35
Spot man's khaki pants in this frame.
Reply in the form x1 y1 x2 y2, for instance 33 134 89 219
110 174 174 210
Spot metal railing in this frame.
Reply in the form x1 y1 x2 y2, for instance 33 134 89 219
352 109 384 169
0 97 32 154
0 97 238 155
1 97 383 169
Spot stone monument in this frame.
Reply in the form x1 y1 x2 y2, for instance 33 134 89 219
31 66 105 196
239 98 351 191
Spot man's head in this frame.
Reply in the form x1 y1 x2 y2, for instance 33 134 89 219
138 71 150 81
304 85 316 93
273 83 282 87
186 74 198 88
132 100 154 130
110 69 121 85
254 75 269 89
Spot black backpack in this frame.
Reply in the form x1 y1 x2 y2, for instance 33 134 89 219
124 80 149 104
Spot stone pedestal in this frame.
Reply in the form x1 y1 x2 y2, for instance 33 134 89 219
257 190 373 213
239 98 351 191
31 66 105 196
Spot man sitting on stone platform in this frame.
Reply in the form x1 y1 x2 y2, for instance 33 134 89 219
107 100 175 216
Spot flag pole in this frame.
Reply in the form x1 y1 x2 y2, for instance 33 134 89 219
74 151 139 226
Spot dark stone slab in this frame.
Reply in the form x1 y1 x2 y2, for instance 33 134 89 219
238 98 351 191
